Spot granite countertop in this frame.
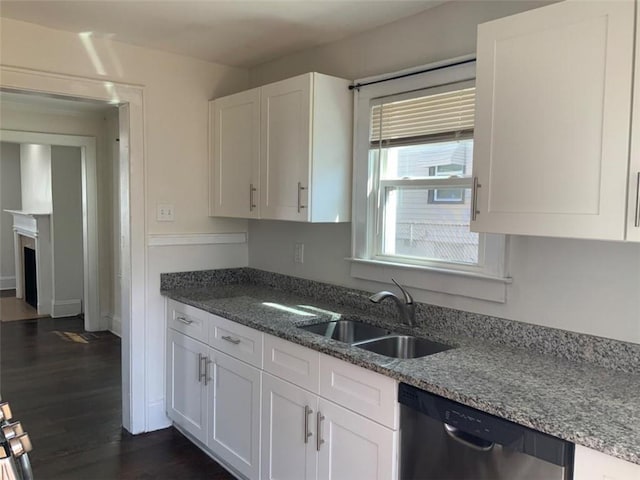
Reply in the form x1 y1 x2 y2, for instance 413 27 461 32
162 282 640 466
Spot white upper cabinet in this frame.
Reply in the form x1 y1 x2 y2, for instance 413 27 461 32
260 73 352 222
472 0 637 241
627 3 640 242
210 88 261 218
209 72 352 222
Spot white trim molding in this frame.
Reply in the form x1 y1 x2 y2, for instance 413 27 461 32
51 299 82 318
0 276 16 290
147 233 247 247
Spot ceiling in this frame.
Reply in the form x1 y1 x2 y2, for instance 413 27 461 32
0 1 444 68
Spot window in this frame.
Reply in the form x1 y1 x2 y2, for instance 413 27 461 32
351 58 509 302
371 85 477 264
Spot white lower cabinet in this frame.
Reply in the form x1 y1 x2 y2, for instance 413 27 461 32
261 373 318 480
574 445 640 480
166 329 209 444
208 349 262 479
167 327 262 479
261 372 397 480
167 301 399 480
316 399 397 480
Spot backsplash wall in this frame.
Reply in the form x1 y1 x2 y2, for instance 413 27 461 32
248 221 640 345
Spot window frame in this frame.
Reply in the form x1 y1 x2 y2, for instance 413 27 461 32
350 56 510 302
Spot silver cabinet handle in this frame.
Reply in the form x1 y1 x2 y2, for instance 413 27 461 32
221 335 241 345
297 182 307 213
304 405 313 443
204 357 213 386
249 183 257 212
634 172 640 228
176 316 193 325
471 176 481 221
197 353 205 383
316 412 325 451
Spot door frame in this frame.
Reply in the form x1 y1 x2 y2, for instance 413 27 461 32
0 65 147 434
0 130 101 330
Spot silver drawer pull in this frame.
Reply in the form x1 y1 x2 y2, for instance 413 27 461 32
176 316 193 325
221 335 241 345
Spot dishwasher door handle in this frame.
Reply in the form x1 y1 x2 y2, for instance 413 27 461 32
444 424 495 452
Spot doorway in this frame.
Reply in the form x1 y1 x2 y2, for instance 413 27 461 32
1 130 102 331
0 64 146 434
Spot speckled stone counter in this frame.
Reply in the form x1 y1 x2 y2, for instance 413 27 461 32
161 268 640 466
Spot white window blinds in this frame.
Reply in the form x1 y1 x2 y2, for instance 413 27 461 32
370 86 475 147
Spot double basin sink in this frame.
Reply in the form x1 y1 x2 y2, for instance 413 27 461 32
298 319 451 359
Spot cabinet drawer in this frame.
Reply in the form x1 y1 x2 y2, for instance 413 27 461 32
209 314 264 368
167 299 209 343
320 354 398 429
263 334 319 394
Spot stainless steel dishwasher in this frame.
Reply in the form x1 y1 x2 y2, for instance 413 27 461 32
398 383 574 480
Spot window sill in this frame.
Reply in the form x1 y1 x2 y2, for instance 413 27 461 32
348 257 511 303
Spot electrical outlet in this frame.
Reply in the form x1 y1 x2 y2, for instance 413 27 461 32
294 243 304 264
157 203 174 222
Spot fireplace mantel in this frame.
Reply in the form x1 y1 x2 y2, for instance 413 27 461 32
5 210 53 315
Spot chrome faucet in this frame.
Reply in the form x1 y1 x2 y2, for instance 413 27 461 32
369 278 416 327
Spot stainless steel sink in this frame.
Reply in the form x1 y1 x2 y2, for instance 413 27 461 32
356 335 451 359
298 320 392 343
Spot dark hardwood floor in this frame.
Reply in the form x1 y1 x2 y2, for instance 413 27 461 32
0 316 234 479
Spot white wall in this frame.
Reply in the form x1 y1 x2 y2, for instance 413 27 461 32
50 145 84 316
0 142 21 289
0 16 249 236
247 0 640 345
19 143 52 213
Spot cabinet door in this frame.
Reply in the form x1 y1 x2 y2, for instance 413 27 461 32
574 445 640 480
472 0 634 239
210 88 261 218
316 399 397 480
627 4 640 242
166 329 208 443
208 349 261 480
261 373 317 480
260 74 312 221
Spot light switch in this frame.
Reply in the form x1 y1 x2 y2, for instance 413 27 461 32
157 203 174 222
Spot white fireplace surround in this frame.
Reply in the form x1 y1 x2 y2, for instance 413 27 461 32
6 210 53 315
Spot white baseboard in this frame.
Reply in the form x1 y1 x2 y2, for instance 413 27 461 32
146 399 171 432
51 298 82 318
0 276 16 290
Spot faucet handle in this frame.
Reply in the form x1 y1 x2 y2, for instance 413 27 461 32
391 278 414 305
